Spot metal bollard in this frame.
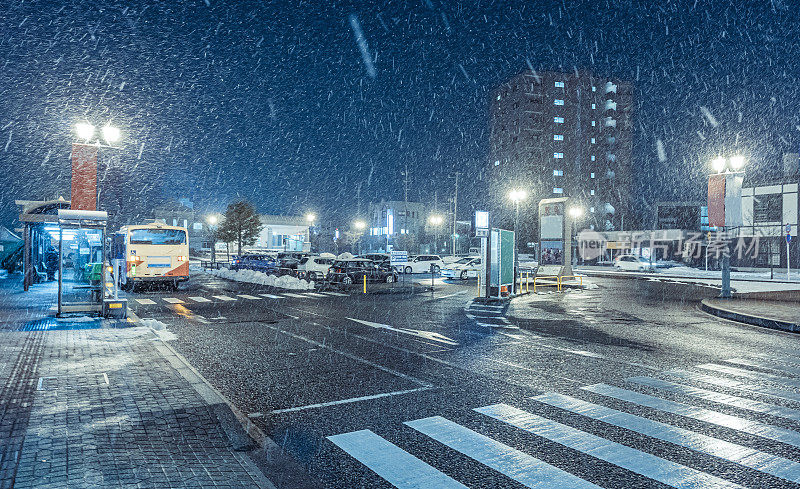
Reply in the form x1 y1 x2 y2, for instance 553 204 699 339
363 274 367 294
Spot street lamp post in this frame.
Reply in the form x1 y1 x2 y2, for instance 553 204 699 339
206 214 219 268
428 214 443 254
306 213 316 252
353 220 366 255
508 189 528 294
709 155 745 299
568 206 585 266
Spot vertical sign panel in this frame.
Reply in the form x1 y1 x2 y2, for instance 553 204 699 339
71 143 98 211
707 174 726 228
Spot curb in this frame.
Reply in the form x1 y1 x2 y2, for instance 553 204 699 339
700 299 800 333
130 310 320 489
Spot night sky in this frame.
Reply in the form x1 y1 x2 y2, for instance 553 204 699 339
1 0 798 228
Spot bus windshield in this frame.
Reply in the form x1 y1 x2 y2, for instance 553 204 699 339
129 229 186 245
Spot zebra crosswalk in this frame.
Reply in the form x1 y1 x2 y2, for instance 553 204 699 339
326 357 800 488
131 290 350 306
463 299 517 330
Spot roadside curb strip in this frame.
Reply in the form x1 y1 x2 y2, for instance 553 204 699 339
700 298 800 333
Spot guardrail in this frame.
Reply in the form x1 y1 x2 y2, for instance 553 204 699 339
558 275 583 290
531 274 584 293
200 260 230 270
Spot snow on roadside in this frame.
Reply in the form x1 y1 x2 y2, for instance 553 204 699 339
208 268 315 290
140 318 178 341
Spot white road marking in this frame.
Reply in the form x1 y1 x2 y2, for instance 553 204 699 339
326 430 468 489
272 387 431 414
582 383 800 448
321 291 348 296
213 295 237 301
135 298 156 305
259 293 284 299
237 294 262 300
432 291 467 300
697 363 800 389
188 296 211 303
534 392 800 483
476 403 743 489
628 376 800 422
162 297 184 304
476 322 519 330
346 317 458 346
405 416 601 489
282 293 307 298
304 292 327 298
665 368 800 403
725 357 800 377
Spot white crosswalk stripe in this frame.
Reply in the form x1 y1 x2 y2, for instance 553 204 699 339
237 294 262 300
327 430 468 489
697 363 800 389
259 293 284 299
534 392 800 484
665 368 800 404
162 297 184 304
188 296 212 303
582 383 800 448
475 403 742 488
321 291 348 297
627 376 800 422
282 293 307 298
212 295 237 301
134 298 156 305
405 416 601 488
304 292 327 298
725 357 800 377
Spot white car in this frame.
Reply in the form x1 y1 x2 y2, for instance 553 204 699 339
402 254 444 274
298 253 336 281
441 257 481 280
614 254 654 272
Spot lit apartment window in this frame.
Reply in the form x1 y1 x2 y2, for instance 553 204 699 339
591 138 596 144
553 187 563 194
591 155 596 161
553 134 564 141
554 99 564 105
555 81 564 88
590 207 595 213
553 170 563 176
553 152 564 159
590 189 595 195
494 160 500 166
591 103 596 109
592 86 596 91
591 120 596 127
497 94 501 101
554 116 564 123
590 172 595 178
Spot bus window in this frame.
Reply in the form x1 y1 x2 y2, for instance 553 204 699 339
130 229 186 245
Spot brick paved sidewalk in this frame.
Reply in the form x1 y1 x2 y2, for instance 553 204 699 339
0 324 274 489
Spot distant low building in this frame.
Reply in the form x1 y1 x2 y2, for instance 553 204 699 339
151 200 210 252
252 215 310 252
364 200 429 252
654 201 703 231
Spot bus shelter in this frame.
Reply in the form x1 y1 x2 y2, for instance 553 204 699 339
55 209 129 317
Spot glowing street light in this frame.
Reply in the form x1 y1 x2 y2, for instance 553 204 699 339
75 122 95 141
568 206 585 219
508 189 528 203
728 155 746 171
305 213 316 223
428 214 444 226
353 220 366 230
206 214 218 226
711 156 727 174
102 125 121 143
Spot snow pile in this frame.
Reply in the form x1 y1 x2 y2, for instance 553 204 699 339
209 267 314 290
337 252 354 260
140 318 177 341
0 269 7 279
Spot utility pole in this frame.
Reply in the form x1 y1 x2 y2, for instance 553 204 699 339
403 164 409 238
452 172 459 256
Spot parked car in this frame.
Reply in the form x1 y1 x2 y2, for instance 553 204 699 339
360 253 390 264
327 258 398 285
441 257 481 280
402 254 444 274
230 254 280 274
277 251 311 270
614 254 655 272
298 253 335 281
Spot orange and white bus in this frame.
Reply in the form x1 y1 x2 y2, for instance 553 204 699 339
112 223 189 290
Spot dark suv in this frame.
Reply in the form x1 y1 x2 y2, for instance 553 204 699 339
326 258 398 285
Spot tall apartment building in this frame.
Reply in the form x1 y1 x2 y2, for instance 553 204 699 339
488 70 633 236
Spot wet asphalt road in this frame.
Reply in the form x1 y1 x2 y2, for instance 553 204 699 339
128 273 800 489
